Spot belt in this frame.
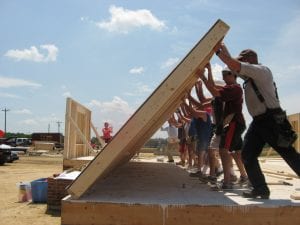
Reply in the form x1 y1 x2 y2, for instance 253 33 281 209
253 108 282 121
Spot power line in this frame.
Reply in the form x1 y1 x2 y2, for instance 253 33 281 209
1 108 10 135
56 121 63 133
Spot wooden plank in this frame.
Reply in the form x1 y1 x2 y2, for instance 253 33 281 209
91 122 106 147
67 19 230 198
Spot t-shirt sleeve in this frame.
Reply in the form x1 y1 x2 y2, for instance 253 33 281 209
239 63 270 83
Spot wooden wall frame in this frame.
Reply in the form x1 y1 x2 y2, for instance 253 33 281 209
64 97 92 160
67 19 230 198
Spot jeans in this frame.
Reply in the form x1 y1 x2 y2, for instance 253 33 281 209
242 115 300 191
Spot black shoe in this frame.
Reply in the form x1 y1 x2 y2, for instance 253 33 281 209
167 159 174 163
206 175 217 184
242 189 270 199
189 171 201 177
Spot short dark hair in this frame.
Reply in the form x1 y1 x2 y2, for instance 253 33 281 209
237 49 258 63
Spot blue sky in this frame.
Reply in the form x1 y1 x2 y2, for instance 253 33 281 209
0 0 299 138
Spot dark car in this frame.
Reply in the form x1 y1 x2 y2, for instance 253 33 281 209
0 148 12 165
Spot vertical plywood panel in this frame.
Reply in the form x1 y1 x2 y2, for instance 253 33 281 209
68 19 230 198
64 98 92 160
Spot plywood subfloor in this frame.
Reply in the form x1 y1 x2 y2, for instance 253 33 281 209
62 158 300 225
76 160 300 206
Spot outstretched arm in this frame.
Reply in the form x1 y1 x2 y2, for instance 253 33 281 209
214 42 241 73
199 63 221 97
183 99 207 122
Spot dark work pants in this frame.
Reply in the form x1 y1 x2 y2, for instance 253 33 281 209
242 116 300 191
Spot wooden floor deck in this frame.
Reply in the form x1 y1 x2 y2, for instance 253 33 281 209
62 157 300 225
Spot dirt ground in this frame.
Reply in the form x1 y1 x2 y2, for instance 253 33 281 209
0 154 63 225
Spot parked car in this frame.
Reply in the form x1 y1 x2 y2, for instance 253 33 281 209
0 137 30 153
0 137 31 147
0 146 12 165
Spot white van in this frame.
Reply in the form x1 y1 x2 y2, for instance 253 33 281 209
15 138 30 146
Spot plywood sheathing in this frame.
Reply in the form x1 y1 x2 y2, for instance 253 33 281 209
67 19 230 199
64 97 92 160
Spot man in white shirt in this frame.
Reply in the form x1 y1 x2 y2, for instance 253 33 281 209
161 118 178 163
214 43 300 199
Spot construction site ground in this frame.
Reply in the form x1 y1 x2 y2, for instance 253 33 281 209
0 155 62 225
1 153 300 225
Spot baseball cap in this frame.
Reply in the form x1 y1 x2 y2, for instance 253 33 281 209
237 49 257 61
222 67 236 76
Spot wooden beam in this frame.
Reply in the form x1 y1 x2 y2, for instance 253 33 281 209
91 122 105 148
67 19 230 198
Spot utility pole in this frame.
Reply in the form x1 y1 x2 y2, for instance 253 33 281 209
1 108 10 135
56 121 62 133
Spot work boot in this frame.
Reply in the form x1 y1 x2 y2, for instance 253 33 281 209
242 187 270 199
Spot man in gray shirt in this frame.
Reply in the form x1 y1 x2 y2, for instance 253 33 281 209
214 42 300 199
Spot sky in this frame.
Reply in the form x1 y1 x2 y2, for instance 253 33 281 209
0 0 300 139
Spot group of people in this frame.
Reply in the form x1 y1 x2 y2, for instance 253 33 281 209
162 42 300 199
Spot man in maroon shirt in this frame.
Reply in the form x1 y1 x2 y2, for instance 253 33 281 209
199 64 248 190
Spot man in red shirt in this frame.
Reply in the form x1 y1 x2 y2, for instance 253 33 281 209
200 64 248 190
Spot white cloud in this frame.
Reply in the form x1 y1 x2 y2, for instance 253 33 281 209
101 96 133 114
17 114 62 132
124 82 153 97
88 96 134 114
41 44 58 62
0 76 41 88
129 66 145 74
87 96 136 135
136 84 152 94
13 109 32 115
96 5 166 34
20 119 39 126
0 92 20 99
88 99 102 108
161 57 179 69
4 44 58 62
